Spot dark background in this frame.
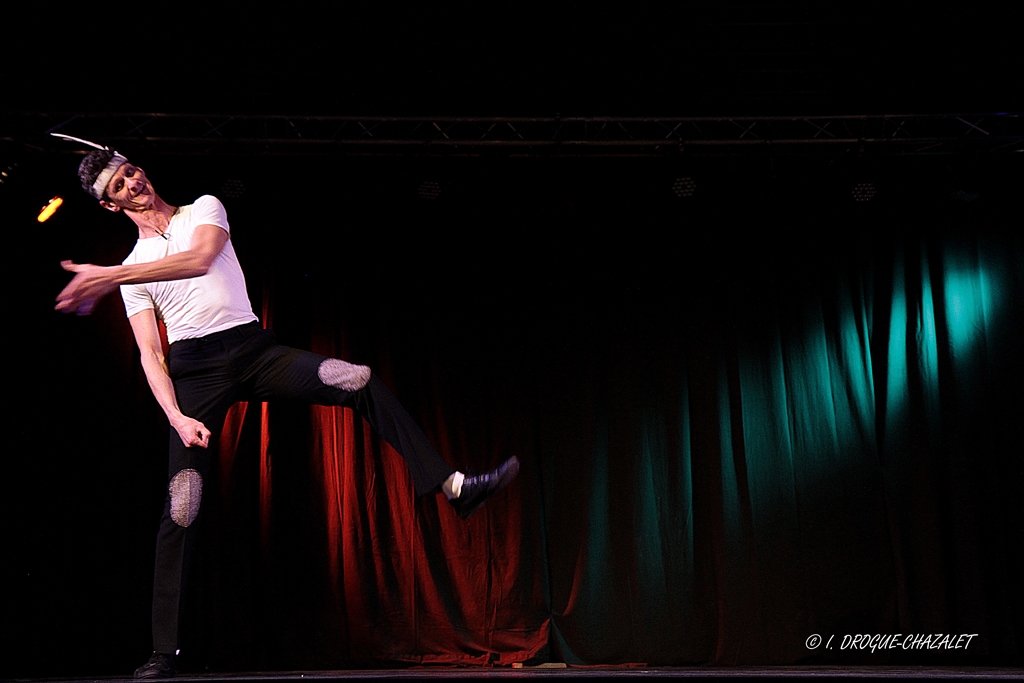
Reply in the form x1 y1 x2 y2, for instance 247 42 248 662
1 2 1022 677
2 2 1021 116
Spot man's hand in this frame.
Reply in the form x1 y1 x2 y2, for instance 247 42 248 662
170 414 212 449
56 261 118 315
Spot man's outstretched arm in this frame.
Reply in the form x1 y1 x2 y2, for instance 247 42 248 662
56 224 229 314
128 309 211 449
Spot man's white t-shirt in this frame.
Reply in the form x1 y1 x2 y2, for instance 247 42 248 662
120 195 258 343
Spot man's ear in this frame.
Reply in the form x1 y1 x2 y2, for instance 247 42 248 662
99 199 121 213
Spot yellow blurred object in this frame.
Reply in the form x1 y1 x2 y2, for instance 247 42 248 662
37 196 64 223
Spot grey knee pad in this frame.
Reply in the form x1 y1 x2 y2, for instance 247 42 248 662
168 469 203 527
318 358 371 391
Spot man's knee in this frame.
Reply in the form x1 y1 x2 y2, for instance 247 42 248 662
168 468 203 527
318 358 371 392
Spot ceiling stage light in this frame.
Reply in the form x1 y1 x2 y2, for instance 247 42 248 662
0 162 17 186
418 180 441 200
672 177 696 198
851 182 876 203
222 179 246 199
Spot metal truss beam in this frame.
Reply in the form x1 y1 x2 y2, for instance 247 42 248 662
3 112 1021 157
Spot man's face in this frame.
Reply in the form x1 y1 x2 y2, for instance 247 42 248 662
101 162 155 212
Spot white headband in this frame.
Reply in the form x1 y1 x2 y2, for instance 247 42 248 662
49 133 130 200
90 152 128 200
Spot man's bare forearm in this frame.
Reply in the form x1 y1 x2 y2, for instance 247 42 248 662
138 347 185 425
129 311 212 449
56 224 228 315
111 253 211 286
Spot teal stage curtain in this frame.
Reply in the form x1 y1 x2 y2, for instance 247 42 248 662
530 200 1022 665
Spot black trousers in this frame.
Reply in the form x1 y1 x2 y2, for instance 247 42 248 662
151 322 454 653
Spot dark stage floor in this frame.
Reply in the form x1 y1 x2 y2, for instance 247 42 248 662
10 667 1023 683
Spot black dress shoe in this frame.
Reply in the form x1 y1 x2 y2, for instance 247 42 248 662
134 652 175 679
450 456 520 519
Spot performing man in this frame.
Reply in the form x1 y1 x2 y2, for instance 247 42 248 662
57 148 520 679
